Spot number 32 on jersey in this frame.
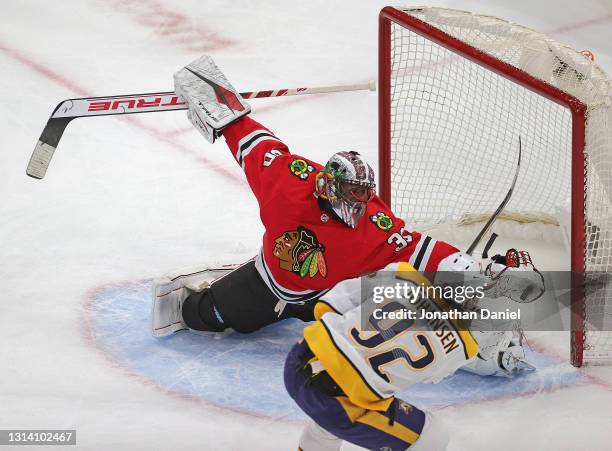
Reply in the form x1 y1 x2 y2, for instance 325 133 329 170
349 300 436 383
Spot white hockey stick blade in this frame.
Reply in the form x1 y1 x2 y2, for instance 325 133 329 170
26 116 73 179
27 141 56 180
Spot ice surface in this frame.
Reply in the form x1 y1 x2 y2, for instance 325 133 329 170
88 280 585 419
1 1 611 450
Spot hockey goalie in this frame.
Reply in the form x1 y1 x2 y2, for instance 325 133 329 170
152 55 543 341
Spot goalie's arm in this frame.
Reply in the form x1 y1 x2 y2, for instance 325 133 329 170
222 116 288 168
222 116 292 196
175 55 293 199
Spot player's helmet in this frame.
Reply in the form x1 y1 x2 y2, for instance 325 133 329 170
314 151 376 228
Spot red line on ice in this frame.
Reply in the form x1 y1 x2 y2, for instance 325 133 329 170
0 41 89 97
528 337 612 391
123 115 245 185
81 280 304 425
547 13 612 35
105 0 235 52
98 1 318 114
0 39 244 185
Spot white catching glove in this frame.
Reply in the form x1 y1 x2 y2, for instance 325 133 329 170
435 249 545 305
483 249 545 303
174 55 251 143
434 250 541 377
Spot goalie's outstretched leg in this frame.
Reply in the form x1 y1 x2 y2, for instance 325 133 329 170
152 260 316 337
182 259 286 333
151 264 236 337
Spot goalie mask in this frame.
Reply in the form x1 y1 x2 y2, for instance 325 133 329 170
314 151 376 228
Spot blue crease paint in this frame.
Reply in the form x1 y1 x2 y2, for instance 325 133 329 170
88 281 584 419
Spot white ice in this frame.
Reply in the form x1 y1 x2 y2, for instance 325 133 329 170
1 1 612 450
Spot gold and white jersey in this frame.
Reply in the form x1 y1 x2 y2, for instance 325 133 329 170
304 262 479 411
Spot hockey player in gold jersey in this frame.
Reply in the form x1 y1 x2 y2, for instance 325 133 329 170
284 261 538 451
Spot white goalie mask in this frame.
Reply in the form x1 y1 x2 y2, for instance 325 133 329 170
314 151 376 228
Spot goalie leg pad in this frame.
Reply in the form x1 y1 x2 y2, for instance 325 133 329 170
154 260 316 336
462 330 536 377
151 264 235 337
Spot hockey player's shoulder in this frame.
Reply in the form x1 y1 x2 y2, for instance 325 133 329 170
263 150 322 181
258 152 323 210
365 197 404 232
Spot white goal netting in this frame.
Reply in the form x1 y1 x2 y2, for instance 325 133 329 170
383 7 612 365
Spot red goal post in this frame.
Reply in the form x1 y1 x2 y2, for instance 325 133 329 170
378 6 612 366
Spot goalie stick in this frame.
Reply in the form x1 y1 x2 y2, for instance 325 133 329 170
26 80 376 180
466 136 523 256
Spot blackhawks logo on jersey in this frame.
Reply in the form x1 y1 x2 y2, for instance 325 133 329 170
370 212 394 231
289 158 315 180
273 226 327 278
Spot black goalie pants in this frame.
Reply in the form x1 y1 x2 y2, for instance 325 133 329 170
181 260 316 334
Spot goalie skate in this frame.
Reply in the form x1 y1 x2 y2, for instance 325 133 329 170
151 263 239 337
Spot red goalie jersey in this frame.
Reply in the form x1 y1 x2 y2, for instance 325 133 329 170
222 116 459 302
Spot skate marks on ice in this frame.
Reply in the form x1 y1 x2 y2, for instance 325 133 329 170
84 279 302 421
84 280 585 420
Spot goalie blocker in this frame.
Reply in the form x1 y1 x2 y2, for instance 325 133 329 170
173 55 251 143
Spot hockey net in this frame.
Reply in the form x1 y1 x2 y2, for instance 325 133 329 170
378 6 612 366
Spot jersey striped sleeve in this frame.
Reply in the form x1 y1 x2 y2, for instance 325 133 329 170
399 233 459 274
222 116 289 197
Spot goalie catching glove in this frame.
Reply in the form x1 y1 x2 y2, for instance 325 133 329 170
484 249 545 303
435 249 542 376
435 248 545 305
174 55 251 143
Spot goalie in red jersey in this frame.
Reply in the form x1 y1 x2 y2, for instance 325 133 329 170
152 56 543 359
